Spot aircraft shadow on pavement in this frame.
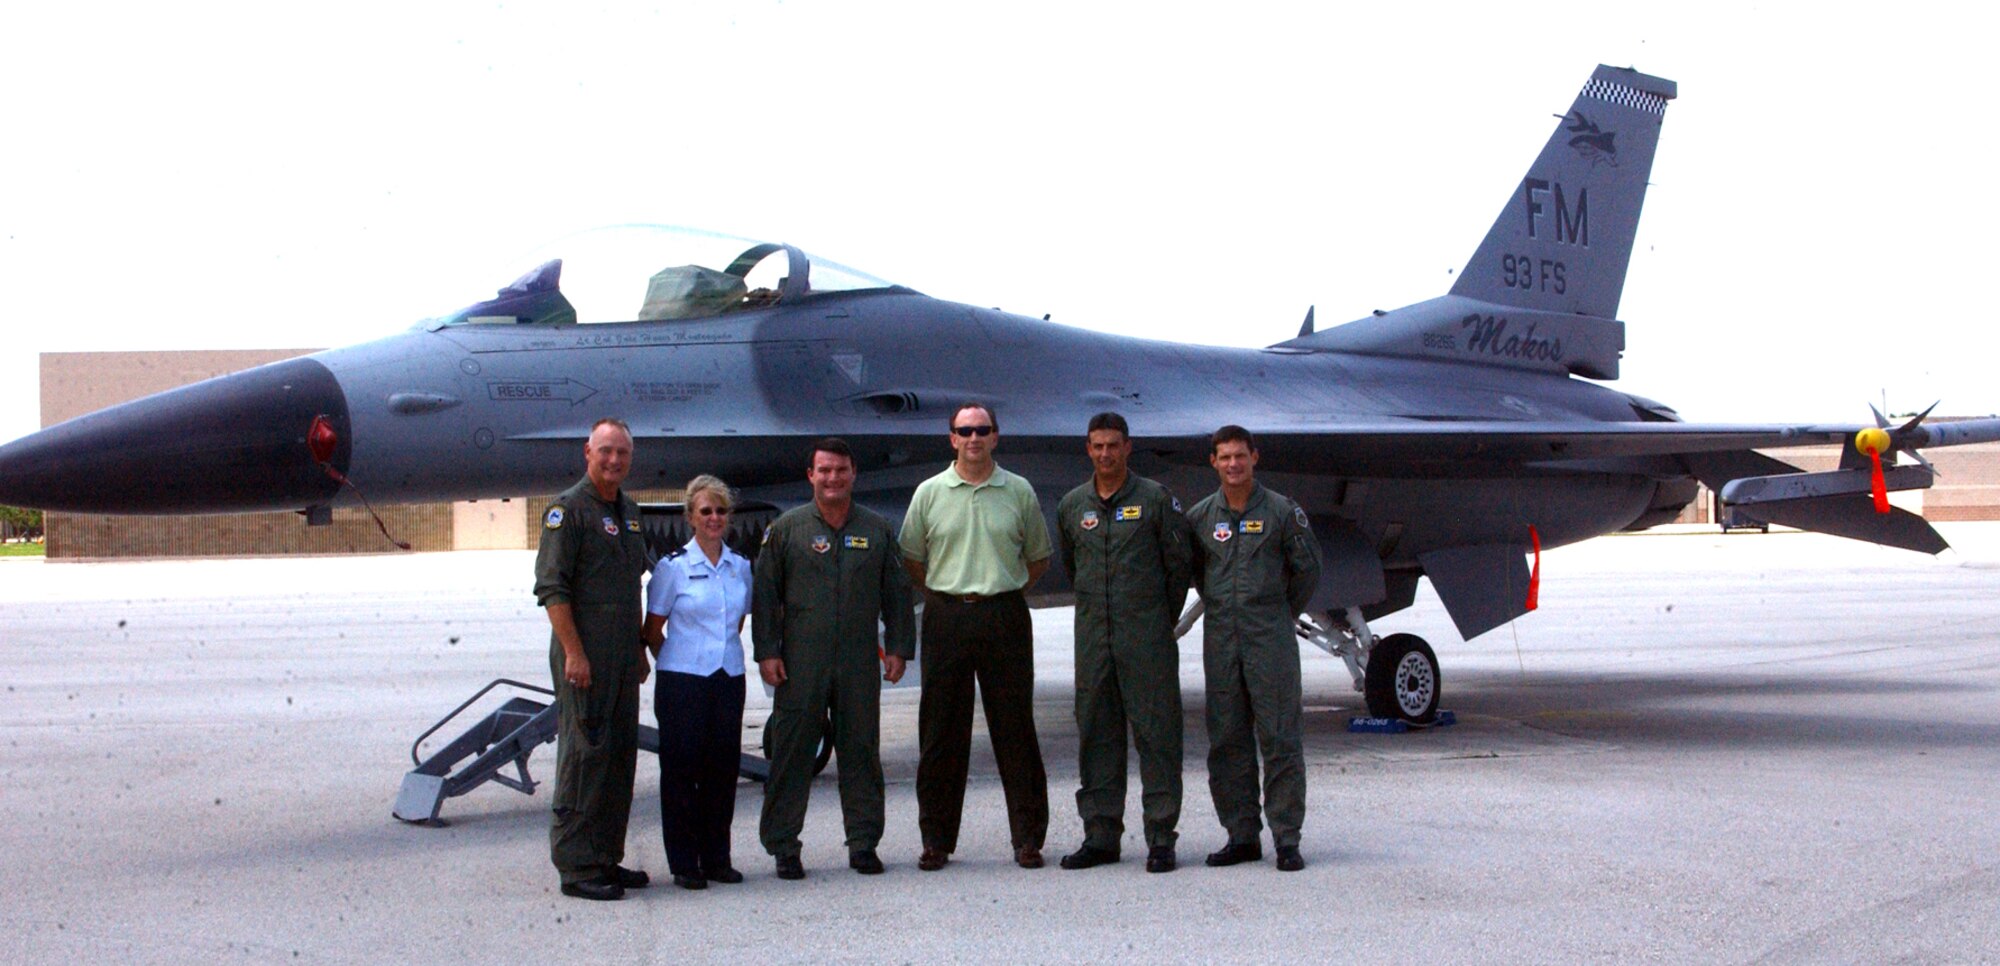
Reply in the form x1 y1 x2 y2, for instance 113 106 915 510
1378 669 2000 752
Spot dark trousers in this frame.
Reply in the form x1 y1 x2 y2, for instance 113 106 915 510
760 655 887 857
655 669 745 877
917 591 1049 853
549 642 641 885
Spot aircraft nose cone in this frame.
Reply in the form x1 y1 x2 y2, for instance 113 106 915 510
0 356 351 514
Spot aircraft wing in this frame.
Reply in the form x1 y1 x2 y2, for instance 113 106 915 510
1124 417 2000 471
1120 414 2000 566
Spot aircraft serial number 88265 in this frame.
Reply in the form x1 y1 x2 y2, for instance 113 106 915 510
5 64 1997 737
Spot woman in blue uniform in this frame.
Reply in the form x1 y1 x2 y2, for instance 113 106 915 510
643 474 753 889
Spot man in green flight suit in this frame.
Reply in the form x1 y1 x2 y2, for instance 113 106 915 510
1054 412 1194 874
534 417 653 900
754 437 916 880
1186 424 1322 873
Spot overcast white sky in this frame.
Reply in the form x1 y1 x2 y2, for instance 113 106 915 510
3 1 1995 447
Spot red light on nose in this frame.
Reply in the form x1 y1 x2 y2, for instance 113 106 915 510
308 415 338 464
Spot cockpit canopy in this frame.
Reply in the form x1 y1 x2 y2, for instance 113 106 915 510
434 225 896 326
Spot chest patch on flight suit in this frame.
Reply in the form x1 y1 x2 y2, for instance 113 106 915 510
1116 505 1142 521
1213 522 1233 542
1242 519 1265 534
1080 511 1100 531
626 518 641 532
544 506 565 529
602 516 619 536
843 535 869 549
811 534 831 554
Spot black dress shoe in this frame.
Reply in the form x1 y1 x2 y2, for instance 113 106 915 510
1015 845 1045 869
1204 842 1263 867
775 854 806 880
702 866 744 885
1145 845 1177 873
1275 846 1305 872
1058 845 1120 870
609 866 650 889
849 849 885 875
559 877 626 901
917 847 949 872
671 873 707 890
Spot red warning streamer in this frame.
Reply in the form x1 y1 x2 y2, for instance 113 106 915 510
1866 448 1890 514
1525 524 1541 611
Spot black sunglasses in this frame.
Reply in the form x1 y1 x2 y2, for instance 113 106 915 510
695 506 731 517
952 425 995 438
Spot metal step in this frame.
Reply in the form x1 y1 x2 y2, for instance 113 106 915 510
393 678 777 825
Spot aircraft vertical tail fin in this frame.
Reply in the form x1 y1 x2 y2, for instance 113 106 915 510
1281 65 1675 379
1451 65 1677 319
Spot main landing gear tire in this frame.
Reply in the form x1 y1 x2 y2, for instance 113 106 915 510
759 708 837 776
1364 633 1440 724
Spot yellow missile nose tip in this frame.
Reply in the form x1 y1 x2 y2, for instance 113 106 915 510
1856 427 1891 455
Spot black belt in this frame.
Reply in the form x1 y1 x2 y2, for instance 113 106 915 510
927 588 1023 606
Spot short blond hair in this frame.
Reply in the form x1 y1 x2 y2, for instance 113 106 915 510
684 474 734 514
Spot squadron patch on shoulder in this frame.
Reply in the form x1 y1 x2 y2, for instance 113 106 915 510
543 506 565 529
601 516 619 536
1213 522 1233 543
811 534 831 554
761 526 772 546
1242 519 1265 534
1116 505 1142 521
1171 496 1183 513
843 535 869 550
1293 506 1310 531
1080 510 1100 531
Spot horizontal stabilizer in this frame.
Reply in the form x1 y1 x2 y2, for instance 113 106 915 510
1734 497 1947 555
1721 465 1933 506
1419 543 1532 640
1688 450 1948 553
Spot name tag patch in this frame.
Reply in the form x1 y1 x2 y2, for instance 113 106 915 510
1116 505 1142 521
843 535 870 549
626 518 641 532
1242 519 1265 534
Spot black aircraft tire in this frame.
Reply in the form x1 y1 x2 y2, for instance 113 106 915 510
757 708 837 776
813 709 835 775
1364 633 1441 724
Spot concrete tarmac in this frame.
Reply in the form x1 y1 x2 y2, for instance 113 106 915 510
2 525 1998 963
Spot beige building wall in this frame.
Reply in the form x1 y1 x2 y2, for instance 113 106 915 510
453 499 529 550
40 349 325 425
48 505 455 558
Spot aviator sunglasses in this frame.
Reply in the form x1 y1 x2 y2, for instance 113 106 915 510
952 424 995 437
695 506 732 516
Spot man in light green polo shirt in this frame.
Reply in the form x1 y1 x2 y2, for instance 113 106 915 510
900 402 1053 872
